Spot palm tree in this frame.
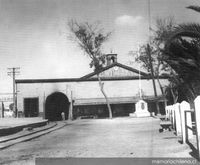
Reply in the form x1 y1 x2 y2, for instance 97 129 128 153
163 5 200 102
167 6 200 41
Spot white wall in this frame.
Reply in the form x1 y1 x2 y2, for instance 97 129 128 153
16 78 169 114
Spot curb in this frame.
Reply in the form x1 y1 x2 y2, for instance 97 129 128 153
0 120 48 136
0 122 57 143
0 122 67 150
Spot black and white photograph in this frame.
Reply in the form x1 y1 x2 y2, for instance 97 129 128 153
0 0 200 164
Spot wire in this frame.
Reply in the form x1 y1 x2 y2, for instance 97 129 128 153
148 0 151 43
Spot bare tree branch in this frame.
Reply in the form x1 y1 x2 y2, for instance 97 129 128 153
68 19 113 118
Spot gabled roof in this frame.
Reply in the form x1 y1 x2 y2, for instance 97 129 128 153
80 62 150 80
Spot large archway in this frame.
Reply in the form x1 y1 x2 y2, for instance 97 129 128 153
45 92 70 121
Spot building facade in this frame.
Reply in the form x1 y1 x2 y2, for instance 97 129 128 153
16 54 169 120
0 93 13 118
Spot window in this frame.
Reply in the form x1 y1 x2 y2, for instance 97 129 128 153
24 97 39 117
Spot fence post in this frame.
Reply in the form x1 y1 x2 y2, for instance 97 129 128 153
186 111 193 141
170 105 174 129
1 102 4 118
194 96 200 160
165 106 170 120
174 103 181 136
180 101 191 143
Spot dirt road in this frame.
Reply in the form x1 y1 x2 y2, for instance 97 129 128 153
0 117 193 165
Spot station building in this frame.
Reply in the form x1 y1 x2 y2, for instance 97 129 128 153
16 54 169 121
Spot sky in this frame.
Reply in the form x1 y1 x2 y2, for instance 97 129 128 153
0 0 200 93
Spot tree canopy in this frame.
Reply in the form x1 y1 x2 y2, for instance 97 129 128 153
68 20 111 72
68 20 113 118
162 5 200 103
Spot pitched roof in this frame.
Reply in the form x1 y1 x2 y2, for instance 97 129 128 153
80 62 150 80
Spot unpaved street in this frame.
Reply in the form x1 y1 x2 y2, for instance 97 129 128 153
0 117 193 165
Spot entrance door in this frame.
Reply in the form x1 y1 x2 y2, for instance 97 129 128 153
45 92 69 121
24 98 39 117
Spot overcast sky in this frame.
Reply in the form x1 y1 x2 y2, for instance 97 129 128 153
0 0 200 92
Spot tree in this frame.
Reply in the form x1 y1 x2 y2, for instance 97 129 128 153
163 5 200 103
152 17 181 104
164 38 200 103
134 16 196 105
136 43 164 96
166 6 200 42
134 17 177 106
68 20 112 118
135 43 161 114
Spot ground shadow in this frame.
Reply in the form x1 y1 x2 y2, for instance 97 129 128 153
187 141 199 160
177 139 199 160
178 140 183 144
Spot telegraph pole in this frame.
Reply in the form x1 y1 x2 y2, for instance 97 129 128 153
8 67 20 118
137 45 142 99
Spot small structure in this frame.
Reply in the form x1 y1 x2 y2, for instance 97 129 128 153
130 100 150 117
159 121 172 132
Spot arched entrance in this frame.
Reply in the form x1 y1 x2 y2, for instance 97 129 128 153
45 92 70 121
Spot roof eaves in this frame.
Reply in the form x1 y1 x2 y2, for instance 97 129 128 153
80 62 117 80
80 62 149 80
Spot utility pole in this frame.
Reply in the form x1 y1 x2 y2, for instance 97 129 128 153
2 102 4 118
8 67 20 118
147 0 160 115
137 45 142 99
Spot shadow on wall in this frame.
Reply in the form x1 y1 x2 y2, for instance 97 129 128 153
73 101 166 119
73 103 135 119
147 102 165 115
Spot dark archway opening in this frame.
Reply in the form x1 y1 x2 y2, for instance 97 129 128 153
45 92 70 121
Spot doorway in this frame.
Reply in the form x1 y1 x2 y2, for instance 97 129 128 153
24 97 39 117
45 92 70 121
